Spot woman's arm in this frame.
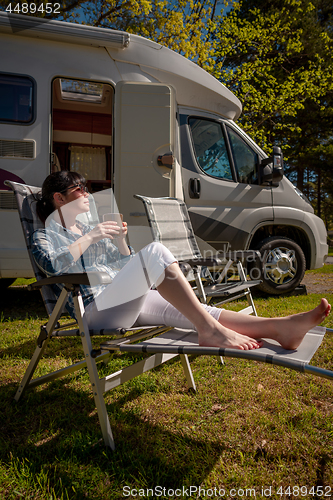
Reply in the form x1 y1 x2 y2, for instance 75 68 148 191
114 221 130 256
68 221 130 261
31 220 131 277
31 229 78 276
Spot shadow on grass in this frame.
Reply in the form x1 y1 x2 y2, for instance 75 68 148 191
0 378 223 498
3 284 333 497
1 287 221 495
1 286 47 320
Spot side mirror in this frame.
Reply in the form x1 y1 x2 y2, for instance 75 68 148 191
258 146 284 185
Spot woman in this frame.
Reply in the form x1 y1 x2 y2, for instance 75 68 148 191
32 171 330 351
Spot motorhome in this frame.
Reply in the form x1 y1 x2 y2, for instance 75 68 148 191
0 12 328 294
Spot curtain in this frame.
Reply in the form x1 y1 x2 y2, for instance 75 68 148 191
70 146 106 180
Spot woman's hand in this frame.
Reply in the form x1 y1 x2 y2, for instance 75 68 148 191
88 220 130 255
121 221 128 238
117 221 130 256
69 220 130 261
88 221 122 243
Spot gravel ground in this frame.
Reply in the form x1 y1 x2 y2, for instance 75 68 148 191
301 272 333 295
301 257 333 295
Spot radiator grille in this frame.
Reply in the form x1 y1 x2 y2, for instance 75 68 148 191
0 192 17 210
0 140 35 159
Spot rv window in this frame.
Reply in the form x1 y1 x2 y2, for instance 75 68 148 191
188 118 232 180
0 74 34 124
227 128 258 184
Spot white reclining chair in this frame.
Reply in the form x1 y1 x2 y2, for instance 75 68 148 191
135 194 261 315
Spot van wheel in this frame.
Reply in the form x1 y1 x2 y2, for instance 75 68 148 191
250 237 306 295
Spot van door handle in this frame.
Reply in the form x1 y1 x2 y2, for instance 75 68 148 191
189 178 201 199
157 152 174 169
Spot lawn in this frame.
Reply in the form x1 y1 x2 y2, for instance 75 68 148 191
0 279 333 499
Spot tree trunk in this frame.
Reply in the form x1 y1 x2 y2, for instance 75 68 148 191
296 166 304 192
317 169 321 218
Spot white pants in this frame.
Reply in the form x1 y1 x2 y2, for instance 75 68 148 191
85 242 222 331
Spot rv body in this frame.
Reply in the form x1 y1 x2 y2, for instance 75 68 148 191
0 12 328 294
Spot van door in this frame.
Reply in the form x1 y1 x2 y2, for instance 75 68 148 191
180 112 273 252
114 82 176 234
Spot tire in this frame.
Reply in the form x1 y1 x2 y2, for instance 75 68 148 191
249 237 306 295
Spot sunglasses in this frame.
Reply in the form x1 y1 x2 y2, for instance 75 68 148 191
60 183 89 195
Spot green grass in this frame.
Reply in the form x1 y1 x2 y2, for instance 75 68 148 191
306 264 333 274
1 285 333 499
11 277 36 287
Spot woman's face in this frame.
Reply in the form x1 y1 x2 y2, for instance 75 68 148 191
64 184 90 211
55 183 90 216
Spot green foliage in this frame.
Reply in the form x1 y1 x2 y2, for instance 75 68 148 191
210 0 333 223
123 0 216 64
211 0 333 150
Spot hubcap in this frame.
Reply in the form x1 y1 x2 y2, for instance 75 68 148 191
264 246 297 285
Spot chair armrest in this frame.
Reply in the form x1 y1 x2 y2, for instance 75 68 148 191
182 257 224 267
29 272 112 290
181 250 260 268
225 250 260 260
179 262 192 275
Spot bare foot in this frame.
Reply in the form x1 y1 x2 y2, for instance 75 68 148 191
198 324 263 350
275 298 331 350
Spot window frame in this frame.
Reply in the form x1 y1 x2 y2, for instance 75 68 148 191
225 124 260 184
187 116 237 182
0 72 36 126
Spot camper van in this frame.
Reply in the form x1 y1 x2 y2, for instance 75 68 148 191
0 12 328 294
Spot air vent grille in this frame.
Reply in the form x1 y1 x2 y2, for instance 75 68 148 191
0 140 35 159
0 191 17 210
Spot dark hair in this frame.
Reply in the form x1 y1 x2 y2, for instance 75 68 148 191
36 171 86 223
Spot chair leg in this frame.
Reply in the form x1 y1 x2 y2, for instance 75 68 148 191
237 261 257 316
180 354 196 391
14 341 49 402
245 290 257 316
14 288 69 402
193 267 207 303
217 355 225 366
215 259 234 283
100 352 193 392
73 292 115 450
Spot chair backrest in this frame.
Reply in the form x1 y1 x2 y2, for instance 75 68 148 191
5 180 58 315
134 195 202 261
5 180 99 316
